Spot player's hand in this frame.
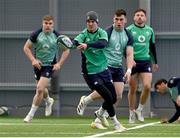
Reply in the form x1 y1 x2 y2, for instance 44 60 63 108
176 95 180 106
160 117 169 123
53 63 61 71
124 71 131 84
152 64 159 72
132 60 136 67
77 43 87 50
32 59 42 70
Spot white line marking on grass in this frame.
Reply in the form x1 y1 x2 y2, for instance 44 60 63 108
84 121 161 138
0 132 93 135
0 123 89 126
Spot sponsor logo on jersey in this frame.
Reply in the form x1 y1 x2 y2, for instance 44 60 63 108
94 81 98 85
46 72 50 77
148 67 151 72
115 43 120 51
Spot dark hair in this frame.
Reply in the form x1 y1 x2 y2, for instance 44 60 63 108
42 15 54 21
134 8 146 15
154 79 167 90
115 9 127 17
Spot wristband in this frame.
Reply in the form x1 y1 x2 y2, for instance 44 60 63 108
127 68 132 74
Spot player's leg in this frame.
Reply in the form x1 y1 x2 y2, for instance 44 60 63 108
95 70 125 130
92 67 125 129
108 82 126 130
114 82 124 107
77 73 104 116
77 90 101 116
78 72 110 127
24 77 50 123
136 72 152 122
128 74 138 123
112 67 125 108
92 82 124 129
90 82 113 128
44 88 54 116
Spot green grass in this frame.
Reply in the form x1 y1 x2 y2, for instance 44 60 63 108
0 116 179 137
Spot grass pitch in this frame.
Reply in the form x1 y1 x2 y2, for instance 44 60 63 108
0 116 179 137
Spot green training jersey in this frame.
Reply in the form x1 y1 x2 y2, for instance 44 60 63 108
29 29 59 66
167 77 180 102
168 87 179 102
105 27 133 67
74 27 108 74
127 24 155 61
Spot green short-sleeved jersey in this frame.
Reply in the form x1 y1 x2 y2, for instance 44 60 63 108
74 27 108 74
29 29 59 66
168 87 178 102
105 28 133 67
168 77 180 102
127 24 155 60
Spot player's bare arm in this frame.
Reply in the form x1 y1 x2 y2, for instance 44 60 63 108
23 39 41 70
53 48 70 71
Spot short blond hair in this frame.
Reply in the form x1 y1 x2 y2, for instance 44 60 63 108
42 15 54 21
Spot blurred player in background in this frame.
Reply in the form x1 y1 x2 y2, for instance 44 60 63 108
73 11 124 130
126 8 158 123
154 77 180 123
23 15 70 123
77 9 134 129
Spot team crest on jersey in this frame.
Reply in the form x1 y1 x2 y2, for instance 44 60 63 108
148 67 151 72
138 35 145 43
146 31 150 36
43 44 50 49
86 38 91 42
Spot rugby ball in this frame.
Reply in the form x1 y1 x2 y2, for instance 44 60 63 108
0 106 9 116
56 35 73 49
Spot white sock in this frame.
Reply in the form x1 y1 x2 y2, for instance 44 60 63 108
110 115 119 125
129 110 135 115
28 104 38 117
84 95 93 105
44 96 50 103
137 104 144 111
98 107 105 116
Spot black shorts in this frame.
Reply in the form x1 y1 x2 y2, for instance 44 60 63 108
108 66 124 82
34 66 53 80
131 60 152 75
83 69 113 91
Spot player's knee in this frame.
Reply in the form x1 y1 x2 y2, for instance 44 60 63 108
110 92 117 104
94 84 113 103
129 85 137 94
143 85 151 92
36 86 45 94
